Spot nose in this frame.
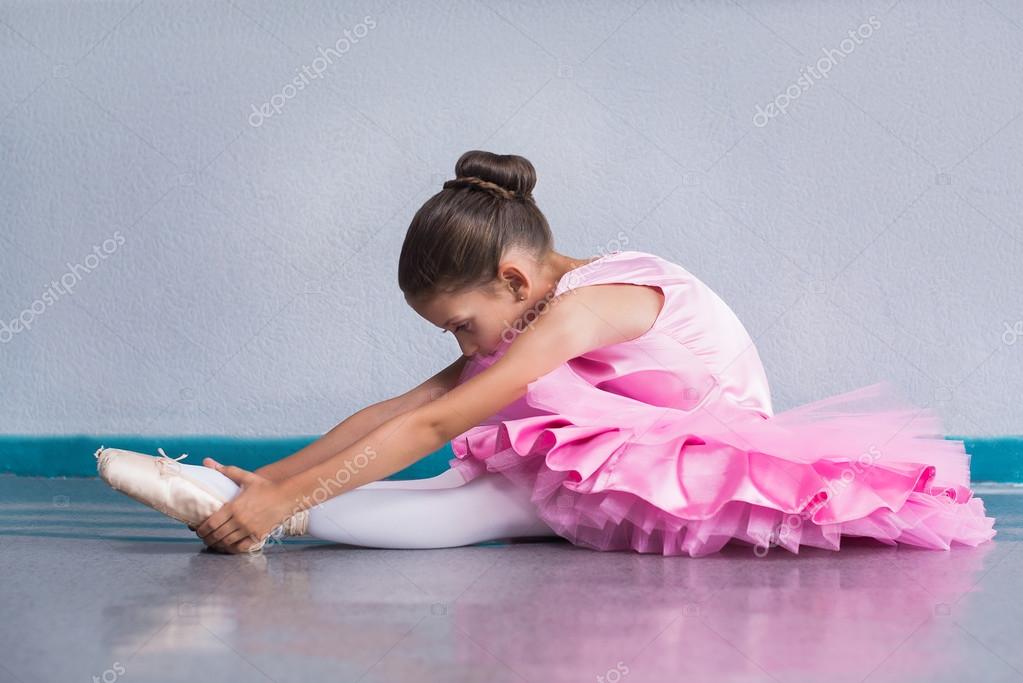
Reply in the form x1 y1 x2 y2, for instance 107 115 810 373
458 339 478 358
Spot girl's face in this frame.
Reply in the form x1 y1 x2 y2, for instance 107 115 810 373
406 281 527 359
405 251 578 359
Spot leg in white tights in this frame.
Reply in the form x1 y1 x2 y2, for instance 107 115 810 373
178 464 558 549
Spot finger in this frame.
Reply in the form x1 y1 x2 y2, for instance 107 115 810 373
202 514 238 546
209 462 257 487
237 536 263 554
207 523 237 547
196 505 232 538
209 533 235 553
220 528 251 549
199 534 225 553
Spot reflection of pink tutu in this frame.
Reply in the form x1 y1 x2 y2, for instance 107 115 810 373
448 250 997 557
448 537 999 679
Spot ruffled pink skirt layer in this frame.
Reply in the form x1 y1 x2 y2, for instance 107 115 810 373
449 381 997 557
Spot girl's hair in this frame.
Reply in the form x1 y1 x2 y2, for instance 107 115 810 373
398 150 553 300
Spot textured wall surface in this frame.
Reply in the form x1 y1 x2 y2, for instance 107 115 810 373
0 0 1020 437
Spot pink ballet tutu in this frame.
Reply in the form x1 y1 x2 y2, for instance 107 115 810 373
449 378 996 557
446 250 997 557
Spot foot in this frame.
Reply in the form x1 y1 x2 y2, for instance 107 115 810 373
94 446 309 551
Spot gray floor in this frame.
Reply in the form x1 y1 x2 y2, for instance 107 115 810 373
1 476 1021 683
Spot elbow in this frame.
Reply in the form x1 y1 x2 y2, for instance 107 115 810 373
411 405 457 451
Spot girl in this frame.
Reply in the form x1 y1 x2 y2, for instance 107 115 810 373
96 150 997 557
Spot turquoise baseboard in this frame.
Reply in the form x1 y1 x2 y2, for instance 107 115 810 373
953 436 1023 483
0 434 1021 482
0 435 456 479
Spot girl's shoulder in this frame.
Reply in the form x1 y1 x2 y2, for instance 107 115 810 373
553 249 689 297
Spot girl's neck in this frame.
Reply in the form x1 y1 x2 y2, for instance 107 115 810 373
547 251 614 291
545 252 589 292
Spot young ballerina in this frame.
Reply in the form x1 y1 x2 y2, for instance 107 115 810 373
96 150 997 557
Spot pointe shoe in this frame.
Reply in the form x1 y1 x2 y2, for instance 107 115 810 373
94 446 310 551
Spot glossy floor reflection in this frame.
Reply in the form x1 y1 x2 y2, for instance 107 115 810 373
1 475 1021 683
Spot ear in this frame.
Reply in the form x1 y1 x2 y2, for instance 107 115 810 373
496 261 530 300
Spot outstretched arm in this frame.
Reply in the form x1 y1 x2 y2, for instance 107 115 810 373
252 355 469 482
197 282 664 552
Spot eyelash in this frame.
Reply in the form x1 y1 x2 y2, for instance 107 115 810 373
444 323 469 334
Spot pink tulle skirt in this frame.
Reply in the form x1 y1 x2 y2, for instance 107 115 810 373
449 381 997 557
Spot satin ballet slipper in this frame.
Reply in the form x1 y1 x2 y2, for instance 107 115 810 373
94 446 309 552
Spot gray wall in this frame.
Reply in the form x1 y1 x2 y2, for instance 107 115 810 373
1 0 1020 437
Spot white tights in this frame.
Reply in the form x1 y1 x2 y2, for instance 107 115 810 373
178 463 558 548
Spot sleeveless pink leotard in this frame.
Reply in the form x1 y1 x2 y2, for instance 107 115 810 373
447 250 996 556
